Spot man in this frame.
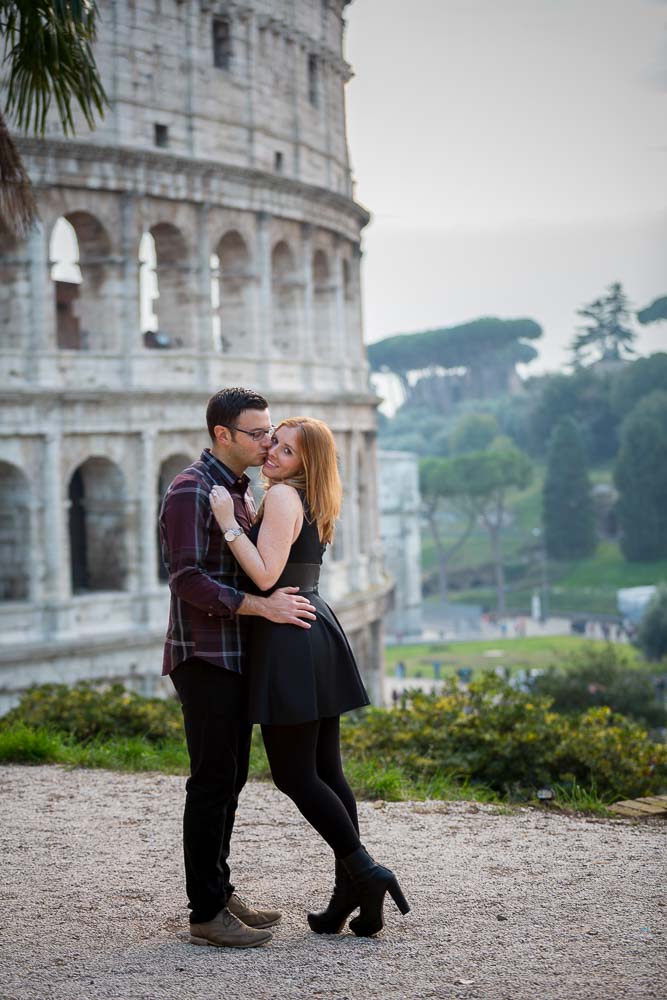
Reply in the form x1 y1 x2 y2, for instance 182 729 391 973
159 387 316 948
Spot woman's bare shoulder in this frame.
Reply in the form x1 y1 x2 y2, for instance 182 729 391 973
263 483 303 508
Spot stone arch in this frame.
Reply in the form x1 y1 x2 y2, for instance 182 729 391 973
68 457 127 592
49 212 118 351
0 224 29 351
156 453 192 581
140 223 193 348
0 462 30 600
211 230 252 354
313 248 334 358
271 239 301 353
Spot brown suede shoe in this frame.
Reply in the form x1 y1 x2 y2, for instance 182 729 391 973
227 892 282 929
189 907 272 948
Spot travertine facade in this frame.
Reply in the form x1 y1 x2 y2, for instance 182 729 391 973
0 0 391 712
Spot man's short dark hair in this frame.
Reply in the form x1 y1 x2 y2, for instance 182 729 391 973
206 387 269 440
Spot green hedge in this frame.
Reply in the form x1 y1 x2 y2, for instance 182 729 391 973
341 674 667 801
2 677 666 803
1 682 184 743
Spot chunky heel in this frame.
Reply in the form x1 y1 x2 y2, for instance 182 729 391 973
388 879 410 915
341 846 411 938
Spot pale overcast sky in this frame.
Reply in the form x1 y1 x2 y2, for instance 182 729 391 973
344 0 667 373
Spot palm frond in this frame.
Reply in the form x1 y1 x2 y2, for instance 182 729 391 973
0 109 39 236
1 0 108 136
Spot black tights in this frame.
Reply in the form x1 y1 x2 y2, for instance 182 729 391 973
261 716 361 859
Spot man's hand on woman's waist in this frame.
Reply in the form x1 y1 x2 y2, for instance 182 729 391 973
238 586 316 629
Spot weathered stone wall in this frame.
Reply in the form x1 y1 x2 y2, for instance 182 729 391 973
0 0 391 712
36 0 352 195
378 451 423 639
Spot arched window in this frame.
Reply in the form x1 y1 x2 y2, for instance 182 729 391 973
50 217 82 348
139 231 159 338
140 223 192 348
271 240 300 354
50 213 115 350
0 462 30 600
68 457 127 592
211 230 252 354
156 454 192 581
313 249 334 357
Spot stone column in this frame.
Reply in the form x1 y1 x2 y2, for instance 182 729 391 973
196 203 213 385
322 60 332 190
301 223 314 388
119 193 139 385
184 1 196 157
332 238 346 366
245 11 257 166
27 491 42 604
43 432 69 620
255 211 272 359
109 0 121 144
350 244 368 390
292 40 303 178
347 430 362 591
26 222 49 381
139 430 158 600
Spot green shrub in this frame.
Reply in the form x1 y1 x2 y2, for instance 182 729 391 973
553 706 664 800
530 643 666 729
341 674 667 800
1 682 184 743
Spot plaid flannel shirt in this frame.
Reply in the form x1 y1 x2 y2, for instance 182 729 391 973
159 449 256 675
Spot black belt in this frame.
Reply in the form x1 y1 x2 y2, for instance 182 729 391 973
275 563 320 593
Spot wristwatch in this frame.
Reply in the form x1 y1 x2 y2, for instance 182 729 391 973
223 526 244 543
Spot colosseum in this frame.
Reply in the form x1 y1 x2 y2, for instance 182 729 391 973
0 0 391 712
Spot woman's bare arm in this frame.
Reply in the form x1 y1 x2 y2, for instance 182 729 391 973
211 484 303 590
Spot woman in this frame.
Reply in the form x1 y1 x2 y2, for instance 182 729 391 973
209 417 409 938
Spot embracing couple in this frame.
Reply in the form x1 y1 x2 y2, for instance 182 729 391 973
159 386 409 947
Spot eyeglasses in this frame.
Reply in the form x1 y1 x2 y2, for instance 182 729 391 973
224 424 275 442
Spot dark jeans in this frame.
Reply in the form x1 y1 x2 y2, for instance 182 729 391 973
171 657 252 924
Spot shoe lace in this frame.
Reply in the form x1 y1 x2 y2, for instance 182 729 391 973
222 908 243 929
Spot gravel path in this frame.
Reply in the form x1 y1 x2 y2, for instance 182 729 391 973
0 764 665 1000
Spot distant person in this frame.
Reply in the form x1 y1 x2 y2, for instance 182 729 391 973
396 660 406 680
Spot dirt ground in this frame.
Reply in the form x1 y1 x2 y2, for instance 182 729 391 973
0 764 665 1000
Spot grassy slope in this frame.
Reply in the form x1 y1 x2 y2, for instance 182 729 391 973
384 635 636 678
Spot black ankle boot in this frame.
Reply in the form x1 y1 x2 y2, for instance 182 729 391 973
341 846 410 938
307 859 358 934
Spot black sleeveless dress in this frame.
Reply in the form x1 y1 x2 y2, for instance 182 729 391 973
244 507 370 725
